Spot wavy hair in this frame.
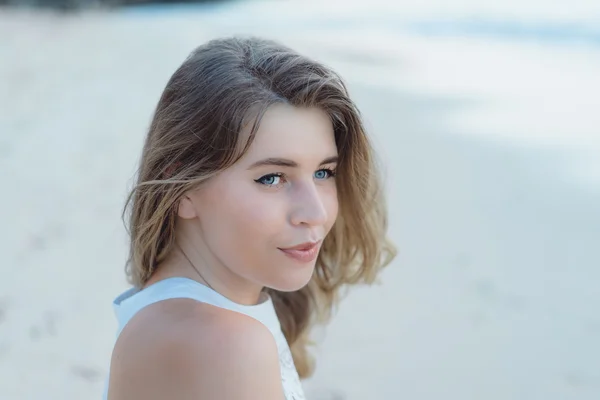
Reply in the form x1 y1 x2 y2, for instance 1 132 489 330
122 36 396 378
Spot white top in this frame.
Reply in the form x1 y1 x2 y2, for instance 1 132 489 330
102 277 306 400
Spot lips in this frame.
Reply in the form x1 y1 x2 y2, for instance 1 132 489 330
278 240 322 263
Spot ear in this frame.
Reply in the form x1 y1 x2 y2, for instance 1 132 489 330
177 195 198 219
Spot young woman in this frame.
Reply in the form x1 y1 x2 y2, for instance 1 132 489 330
104 36 396 400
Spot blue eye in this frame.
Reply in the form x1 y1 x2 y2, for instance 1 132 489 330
256 169 336 187
314 168 336 180
255 173 283 186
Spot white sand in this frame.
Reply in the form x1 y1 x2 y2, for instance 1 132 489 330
1 1 599 399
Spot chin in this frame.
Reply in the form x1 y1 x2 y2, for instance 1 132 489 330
265 262 316 292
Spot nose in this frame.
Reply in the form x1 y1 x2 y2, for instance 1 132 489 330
289 181 329 227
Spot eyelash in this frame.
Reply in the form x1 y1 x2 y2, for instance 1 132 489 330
255 168 337 187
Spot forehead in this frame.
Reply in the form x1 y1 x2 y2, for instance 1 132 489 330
240 104 337 163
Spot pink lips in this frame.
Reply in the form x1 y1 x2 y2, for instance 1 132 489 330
278 240 322 263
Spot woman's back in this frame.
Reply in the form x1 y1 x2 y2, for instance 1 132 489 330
104 277 305 400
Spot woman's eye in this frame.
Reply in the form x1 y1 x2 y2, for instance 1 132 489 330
256 169 335 187
256 173 283 186
314 168 336 180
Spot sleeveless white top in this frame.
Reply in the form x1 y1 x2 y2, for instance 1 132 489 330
102 277 306 400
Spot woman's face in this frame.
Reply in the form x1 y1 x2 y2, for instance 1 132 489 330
179 104 339 295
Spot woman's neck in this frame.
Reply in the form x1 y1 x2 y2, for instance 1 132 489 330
147 245 264 306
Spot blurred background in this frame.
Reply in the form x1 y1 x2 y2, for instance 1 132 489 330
1 0 599 399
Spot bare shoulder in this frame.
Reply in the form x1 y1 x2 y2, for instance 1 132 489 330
107 298 284 400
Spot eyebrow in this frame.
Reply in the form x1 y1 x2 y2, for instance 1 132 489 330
248 155 339 170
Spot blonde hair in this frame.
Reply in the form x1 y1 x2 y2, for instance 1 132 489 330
122 36 396 378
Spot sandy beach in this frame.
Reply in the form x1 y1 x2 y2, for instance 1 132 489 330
1 1 599 399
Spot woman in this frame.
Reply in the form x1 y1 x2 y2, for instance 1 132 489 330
105 36 395 400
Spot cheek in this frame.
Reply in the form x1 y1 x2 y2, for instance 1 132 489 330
208 182 284 242
324 185 339 229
